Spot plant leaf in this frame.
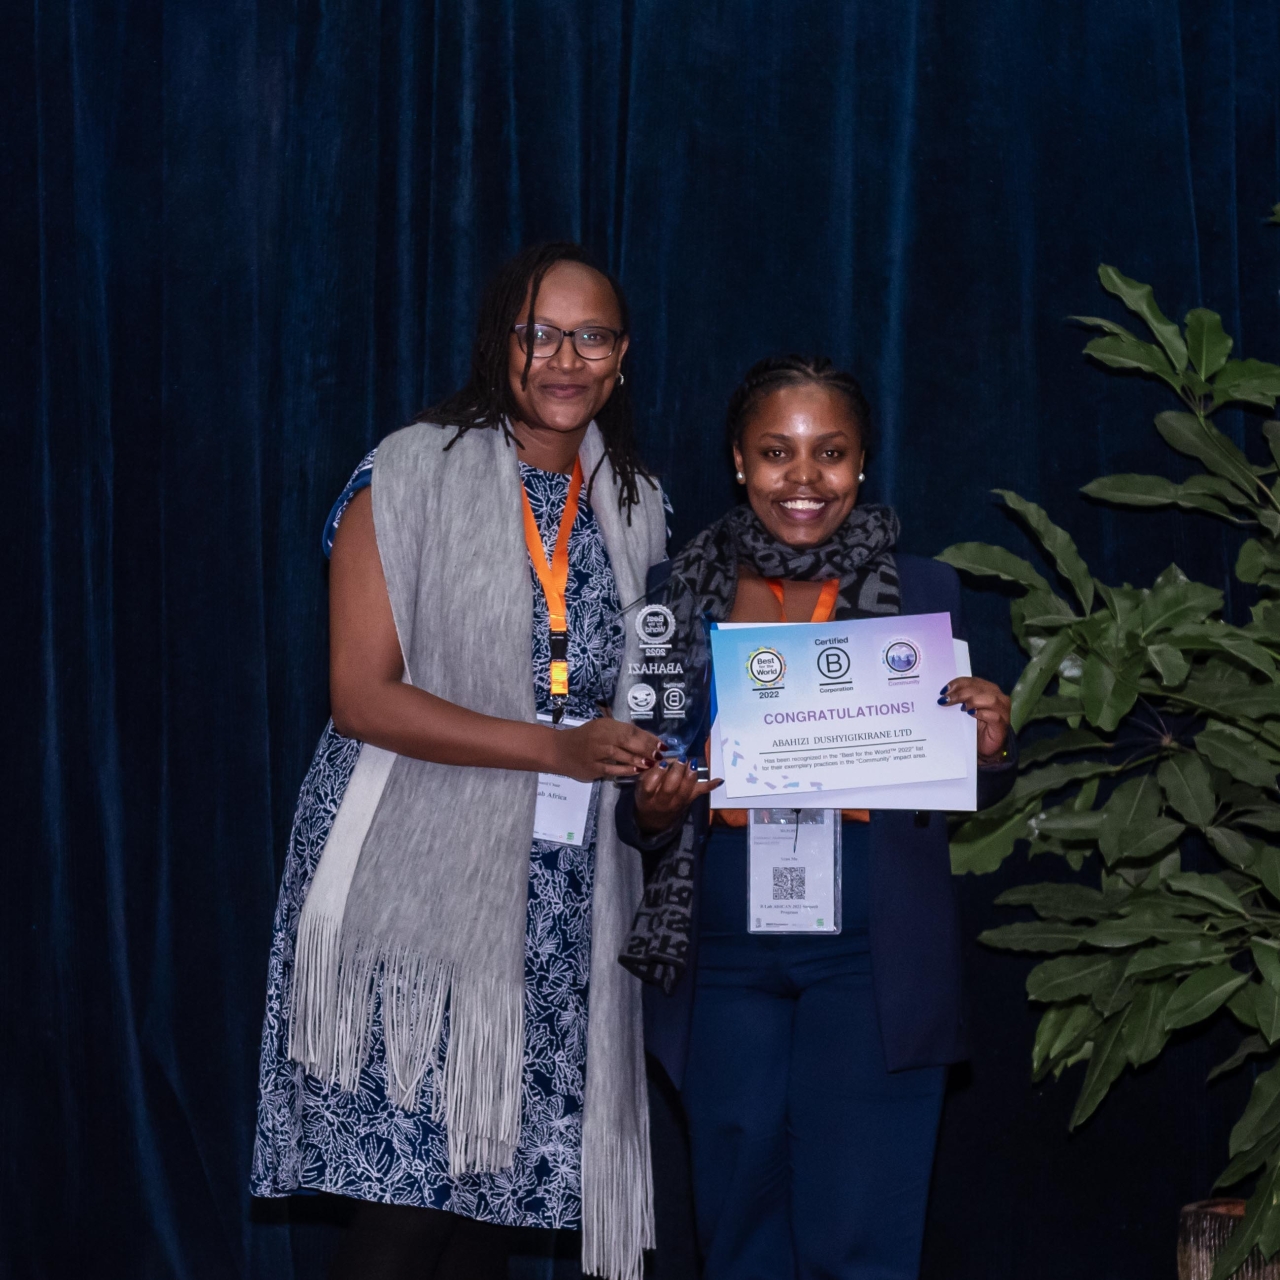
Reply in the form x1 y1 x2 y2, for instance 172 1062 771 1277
1239 539 1274 585
979 922 1088 952
1264 421 1280 472
1219 634 1279 679
995 883 1114 920
1083 334 1180 389
1018 728 1111 766
1180 678 1280 721
1081 474 1180 508
1148 643 1190 687
1196 727 1279 790
1208 1033 1271 1084
1140 577 1224 634
1009 631 1076 733
1034 809 1107 840
1098 774 1162 863
1238 807 1280 833
1254 941 1280 990
1185 308 1234 379
1032 1004 1079 1078
1080 652 1142 732
1121 980 1175 1065
1207 826 1259 870
1256 981 1280 1045
1164 964 1249 1029
1082 918 1183 948
1165 871 1248 917
1210 1159 1280 1280
1214 358 1280 410
1159 754 1219 828
1182 473 1258 508
1231 984 1262 1030
1232 1065 1280 1157
1069 1013 1129 1128
1155 411 1258 495
949 800 1038 875
1068 314 1140 341
995 490 1095 613
1097 265 1188 371
1258 850 1280 906
1125 938 1229 979
1027 953 1118 1002
935 542 1052 593
1213 1124 1280 1189
1113 818 1186 866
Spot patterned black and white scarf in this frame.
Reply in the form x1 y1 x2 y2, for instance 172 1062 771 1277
620 501 901 993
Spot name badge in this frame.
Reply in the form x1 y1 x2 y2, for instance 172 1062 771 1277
533 716 595 847
748 808 841 934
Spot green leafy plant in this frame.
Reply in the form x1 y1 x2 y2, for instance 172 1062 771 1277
940 263 1280 1278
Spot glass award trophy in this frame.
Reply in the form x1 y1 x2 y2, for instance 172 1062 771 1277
619 569 712 771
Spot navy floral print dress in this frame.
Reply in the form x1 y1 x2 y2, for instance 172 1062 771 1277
251 450 627 1229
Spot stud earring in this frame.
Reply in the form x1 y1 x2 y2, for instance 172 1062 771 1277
858 471 866 482
735 470 745 484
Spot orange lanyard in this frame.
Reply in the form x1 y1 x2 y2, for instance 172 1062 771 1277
764 577 840 623
521 459 584 719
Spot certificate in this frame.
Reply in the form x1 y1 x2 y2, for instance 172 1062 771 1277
708 638 978 811
709 613 968 802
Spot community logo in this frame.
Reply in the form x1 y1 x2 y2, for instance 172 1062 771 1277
882 639 920 676
634 604 676 648
747 647 786 686
627 683 657 717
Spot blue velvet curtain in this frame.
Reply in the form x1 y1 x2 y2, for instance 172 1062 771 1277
9 1 1280 1276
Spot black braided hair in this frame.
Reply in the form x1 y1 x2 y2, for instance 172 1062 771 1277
725 354 875 460
417 241 654 510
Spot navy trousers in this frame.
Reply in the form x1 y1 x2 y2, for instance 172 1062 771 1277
681 824 946 1280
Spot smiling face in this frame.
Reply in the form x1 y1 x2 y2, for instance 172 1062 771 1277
733 383 866 549
507 260 629 441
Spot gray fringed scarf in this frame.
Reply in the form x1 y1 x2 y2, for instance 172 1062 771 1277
620 501 900 994
288 422 662 1280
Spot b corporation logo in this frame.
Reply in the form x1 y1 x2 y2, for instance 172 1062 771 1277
815 646 852 683
627 683 657 717
662 686 687 716
882 640 920 676
747 647 786 686
634 604 676 648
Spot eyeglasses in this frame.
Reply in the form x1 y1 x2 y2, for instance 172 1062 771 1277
512 323 624 360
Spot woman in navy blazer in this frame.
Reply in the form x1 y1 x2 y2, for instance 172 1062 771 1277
618 356 1015 1280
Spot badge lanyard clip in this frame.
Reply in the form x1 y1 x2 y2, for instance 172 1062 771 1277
521 459 584 724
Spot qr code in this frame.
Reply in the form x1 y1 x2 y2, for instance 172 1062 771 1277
772 867 806 901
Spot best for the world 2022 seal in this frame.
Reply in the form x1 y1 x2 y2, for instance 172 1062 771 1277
634 604 676 649
746 647 786 686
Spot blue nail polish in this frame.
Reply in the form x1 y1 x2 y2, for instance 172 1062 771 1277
937 696 948 705
967 708 977 716
939 685 949 695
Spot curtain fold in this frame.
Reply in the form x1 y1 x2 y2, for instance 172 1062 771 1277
8 1 1279 1276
